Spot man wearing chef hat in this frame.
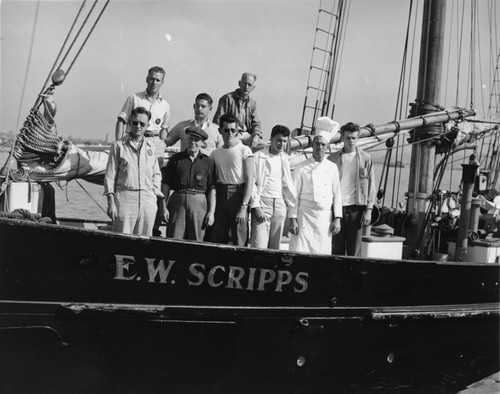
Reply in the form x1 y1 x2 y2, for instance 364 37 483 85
288 117 343 254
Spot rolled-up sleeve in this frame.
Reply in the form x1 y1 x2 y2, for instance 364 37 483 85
104 143 119 195
117 95 134 123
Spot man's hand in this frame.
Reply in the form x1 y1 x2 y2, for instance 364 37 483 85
202 212 215 229
161 205 169 224
251 134 261 149
252 207 267 222
330 217 341 235
289 218 299 235
361 209 372 226
107 198 117 221
236 205 248 224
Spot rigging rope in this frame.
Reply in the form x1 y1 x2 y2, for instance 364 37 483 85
36 0 88 110
15 0 40 134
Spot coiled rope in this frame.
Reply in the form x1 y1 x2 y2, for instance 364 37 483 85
0 208 53 223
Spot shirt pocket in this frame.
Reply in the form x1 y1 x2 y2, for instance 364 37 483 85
194 172 207 188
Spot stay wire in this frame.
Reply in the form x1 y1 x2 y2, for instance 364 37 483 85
65 0 110 78
38 0 87 102
16 0 40 134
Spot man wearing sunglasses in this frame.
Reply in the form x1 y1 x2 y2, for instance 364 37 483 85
105 107 163 236
115 66 171 236
115 66 170 167
210 113 254 246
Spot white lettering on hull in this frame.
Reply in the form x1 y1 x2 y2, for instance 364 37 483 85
114 255 309 293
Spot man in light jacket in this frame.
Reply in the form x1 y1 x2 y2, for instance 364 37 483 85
328 122 376 256
250 125 296 249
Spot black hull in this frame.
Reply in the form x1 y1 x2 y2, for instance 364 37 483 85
0 218 498 392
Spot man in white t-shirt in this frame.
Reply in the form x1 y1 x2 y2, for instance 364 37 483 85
328 122 376 256
165 93 223 156
210 113 254 246
250 125 296 249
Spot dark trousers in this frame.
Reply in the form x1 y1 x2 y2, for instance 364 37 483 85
210 184 248 246
332 205 365 256
167 192 207 241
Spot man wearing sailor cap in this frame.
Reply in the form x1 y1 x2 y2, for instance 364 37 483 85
288 117 343 254
160 125 216 241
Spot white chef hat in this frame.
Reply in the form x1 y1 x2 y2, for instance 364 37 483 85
314 116 339 143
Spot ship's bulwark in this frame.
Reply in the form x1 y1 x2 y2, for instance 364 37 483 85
0 218 498 392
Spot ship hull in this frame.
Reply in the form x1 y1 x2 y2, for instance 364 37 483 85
0 217 498 391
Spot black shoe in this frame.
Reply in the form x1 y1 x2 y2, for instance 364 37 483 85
152 228 162 237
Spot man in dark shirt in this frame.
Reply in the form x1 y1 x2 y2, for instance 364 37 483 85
213 72 262 149
160 126 216 241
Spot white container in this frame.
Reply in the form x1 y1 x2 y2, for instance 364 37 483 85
361 235 406 259
447 240 500 263
3 182 41 213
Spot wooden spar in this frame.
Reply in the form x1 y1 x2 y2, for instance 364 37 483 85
288 107 475 151
406 0 446 255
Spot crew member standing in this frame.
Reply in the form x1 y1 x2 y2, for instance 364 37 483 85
328 122 376 256
250 125 296 249
210 113 254 246
161 126 216 241
115 66 171 236
288 117 342 254
105 107 163 236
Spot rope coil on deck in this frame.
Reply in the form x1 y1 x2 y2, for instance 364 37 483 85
0 208 53 223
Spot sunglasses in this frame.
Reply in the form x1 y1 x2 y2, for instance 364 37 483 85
130 120 147 128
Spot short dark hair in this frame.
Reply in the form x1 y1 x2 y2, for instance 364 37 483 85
195 93 213 106
271 125 290 138
148 66 165 77
130 106 151 121
340 122 360 134
219 113 239 127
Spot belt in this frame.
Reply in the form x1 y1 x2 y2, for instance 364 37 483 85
144 131 159 137
176 188 206 195
216 183 245 190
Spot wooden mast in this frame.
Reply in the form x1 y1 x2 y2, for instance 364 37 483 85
406 0 447 256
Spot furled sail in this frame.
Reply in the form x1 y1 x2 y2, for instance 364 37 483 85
9 99 108 185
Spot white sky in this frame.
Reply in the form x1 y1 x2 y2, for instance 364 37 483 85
1 0 498 141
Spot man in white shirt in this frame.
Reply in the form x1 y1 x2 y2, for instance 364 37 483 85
115 66 170 166
165 93 223 156
328 122 376 256
250 125 296 249
210 113 254 246
288 117 342 254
